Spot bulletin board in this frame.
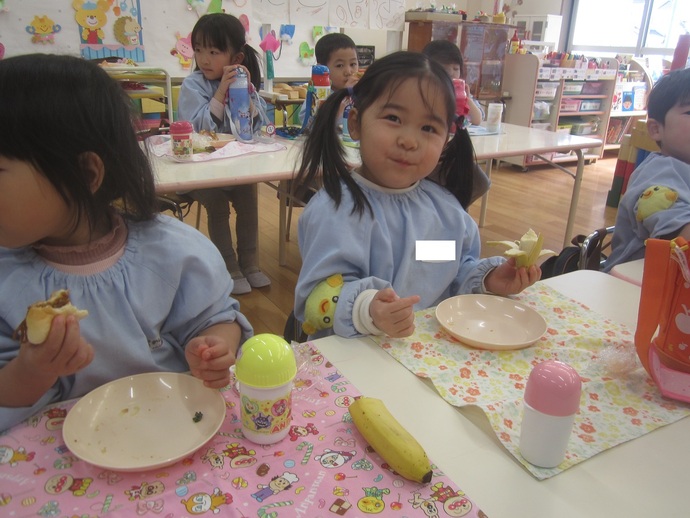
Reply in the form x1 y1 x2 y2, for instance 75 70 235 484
0 0 405 80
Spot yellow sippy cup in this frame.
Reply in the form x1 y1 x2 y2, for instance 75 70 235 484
235 334 297 444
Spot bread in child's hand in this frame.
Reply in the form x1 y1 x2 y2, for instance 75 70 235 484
13 290 89 344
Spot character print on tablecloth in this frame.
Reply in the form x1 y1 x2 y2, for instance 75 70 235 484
251 471 298 502
43 407 68 431
180 487 232 515
176 470 197 486
325 371 343 383
125 480 165 500
223 442 257 469
334 435 356 448
0 445 35 467
409 492 439 516
314 449 356 469
334 395 356 408
288 423 319 441
38 500 60 516
97 470 124 486
351 458 374 471
201 447 225 470
357 486 390 514
294 378 313 391
135 498 165 514
256 462 271 477
430 482 475 517
44 473 93 497
330 497 353 515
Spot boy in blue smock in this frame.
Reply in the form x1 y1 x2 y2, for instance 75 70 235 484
604 67 690 271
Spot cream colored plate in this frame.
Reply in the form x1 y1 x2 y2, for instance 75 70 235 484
209 133 235 148
435 294 547 350
63 372 225 472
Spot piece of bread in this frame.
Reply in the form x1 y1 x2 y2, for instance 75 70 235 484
13 290 89 344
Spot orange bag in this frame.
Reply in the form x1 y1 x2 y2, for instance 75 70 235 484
635 238 690 402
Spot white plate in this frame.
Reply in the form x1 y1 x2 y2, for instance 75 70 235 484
63 372 225 472
435 294 547 350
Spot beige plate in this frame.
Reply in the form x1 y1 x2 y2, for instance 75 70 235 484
435 294 547 350
63 372 225 471
209 133 235 149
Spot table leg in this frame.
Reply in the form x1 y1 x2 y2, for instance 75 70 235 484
278 179 288 266
478 158 493 227
565 149 585 249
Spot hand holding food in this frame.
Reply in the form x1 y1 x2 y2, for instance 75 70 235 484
13 290 88 344
488 229 556 267
349 396 433 484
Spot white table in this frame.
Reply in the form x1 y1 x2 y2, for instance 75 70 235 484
314 271 688 518
151 124 601 264
472 124 601 247
610 258 644 286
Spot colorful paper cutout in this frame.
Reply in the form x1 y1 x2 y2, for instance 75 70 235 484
171 32 193 70
25 15 62 44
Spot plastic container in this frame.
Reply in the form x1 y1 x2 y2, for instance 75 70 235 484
453 78 468 119
486 102 503 132
311 64 330 109
228 67 253 141
535 82 558 99
235 334 297 445
579 99 602 112
560 98 582 112
562 82 584 95
169 121 193 160
519 360 582 468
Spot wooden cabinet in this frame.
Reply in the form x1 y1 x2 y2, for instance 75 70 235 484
459 22 515 100
513 14 562 49
405 13 514 101
502 54 617 168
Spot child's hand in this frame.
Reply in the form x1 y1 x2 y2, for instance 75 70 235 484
370 288 421 338
186 335 236 389
17 314 94 380
484 257 542 296
215 65 250 102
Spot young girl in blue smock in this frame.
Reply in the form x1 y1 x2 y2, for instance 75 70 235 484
0 54 252 432
293 51 541 339
178 13 270 295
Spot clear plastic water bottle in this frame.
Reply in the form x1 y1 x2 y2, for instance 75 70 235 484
228 68 253 141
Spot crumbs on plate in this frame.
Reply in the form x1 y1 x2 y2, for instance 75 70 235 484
193 411 203 423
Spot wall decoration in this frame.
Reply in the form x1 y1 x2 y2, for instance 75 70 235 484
280 24 295 45
171 31 193 69
330 0 367 29
73 0 145 62
298 40 315 66
369 0 405 31
25 15 62 44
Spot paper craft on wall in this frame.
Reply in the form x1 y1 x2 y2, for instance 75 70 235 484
171 32 193 69
25 15 62 44
252 0 289 24
73 0 145 62
330 0 368 29
369 0 405 31
291 0 329 26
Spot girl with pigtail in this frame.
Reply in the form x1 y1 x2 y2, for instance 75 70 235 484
294 51 541 340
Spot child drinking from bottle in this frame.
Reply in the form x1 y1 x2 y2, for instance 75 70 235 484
178 13 270 295
0 54 252 432
293 51 540 339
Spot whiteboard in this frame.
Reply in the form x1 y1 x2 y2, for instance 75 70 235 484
0 0 406 80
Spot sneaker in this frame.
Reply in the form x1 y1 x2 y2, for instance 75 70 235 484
231 276 251 295
245 270 271 288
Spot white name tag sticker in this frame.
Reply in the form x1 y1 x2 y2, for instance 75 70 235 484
415 240 456 262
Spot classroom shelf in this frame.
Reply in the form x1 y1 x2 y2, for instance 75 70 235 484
102 66 174 121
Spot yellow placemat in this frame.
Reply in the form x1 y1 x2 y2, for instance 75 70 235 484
372 284 690 479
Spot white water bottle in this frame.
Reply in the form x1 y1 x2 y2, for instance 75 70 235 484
228 68 253 141
519 360 581 468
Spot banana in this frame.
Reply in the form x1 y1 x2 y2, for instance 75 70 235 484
349 397 433 484
487 228 556 267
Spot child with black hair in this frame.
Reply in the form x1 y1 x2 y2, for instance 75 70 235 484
293 51 540 339
0 54 252 432
605 67 690 271
178 13 271 295
315 33 360 92
422 39 483 125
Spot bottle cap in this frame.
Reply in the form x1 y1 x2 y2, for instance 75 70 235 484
235 334 297 388
169 120 193 135
524 360 581 416
311 64 330 86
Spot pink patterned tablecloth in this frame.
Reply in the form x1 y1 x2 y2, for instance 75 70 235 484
0 344 487 518
372 284 690 479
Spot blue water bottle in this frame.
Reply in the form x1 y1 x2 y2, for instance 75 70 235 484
228 68 253 141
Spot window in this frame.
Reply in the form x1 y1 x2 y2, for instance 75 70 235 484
569 0 690 58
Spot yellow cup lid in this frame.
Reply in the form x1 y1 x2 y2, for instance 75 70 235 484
235 334 297 388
